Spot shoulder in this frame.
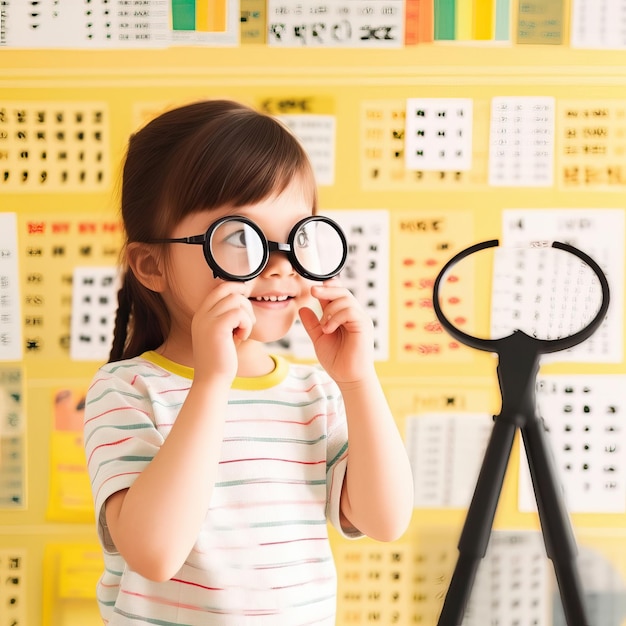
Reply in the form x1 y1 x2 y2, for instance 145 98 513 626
88 354 170 390
284 360 332 385
85 354 178 412
280 360 342 402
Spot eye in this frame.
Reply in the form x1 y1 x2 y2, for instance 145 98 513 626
223 229 248 248
295 226 311 248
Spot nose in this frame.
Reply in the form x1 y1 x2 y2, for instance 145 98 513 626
263 248 296 277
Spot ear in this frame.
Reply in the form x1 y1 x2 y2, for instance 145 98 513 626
126 242 167 293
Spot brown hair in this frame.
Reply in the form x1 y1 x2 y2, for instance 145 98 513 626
109 99 317 362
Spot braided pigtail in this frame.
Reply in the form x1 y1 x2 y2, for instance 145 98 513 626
108 270 132 363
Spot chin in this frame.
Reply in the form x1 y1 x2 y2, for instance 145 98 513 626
252 323 297 345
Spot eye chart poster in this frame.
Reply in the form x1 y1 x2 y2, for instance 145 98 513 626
69 267 121 362
404 98 474 172
0 547 27 626
0 102 110 193
267 0 404 47
391 209 476 362
405 412 493 508
520 375 626 514
488 96 555 187
571 0 626 49
557 99 626 190
0 366 24 509
18 214 122 361
498 208 625 363
0 0 240 48
0 213 21 361
361 98 491 191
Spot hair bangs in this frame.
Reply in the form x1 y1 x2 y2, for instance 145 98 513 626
163 110 317 226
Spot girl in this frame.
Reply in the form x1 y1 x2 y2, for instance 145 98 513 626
84 99 413 625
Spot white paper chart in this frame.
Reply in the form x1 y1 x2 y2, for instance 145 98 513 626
267 0 404 47
70 266 120 361
405 412 493 508
519 375 626 514
453 530 626 626
0 214 22 361
571 0 626 49
278 114 336 186
0 367 24 509
463 531 551 626
1 0 171 48
496 208 625 363
488 97 555 187
326 210 390 362
404 98 473 172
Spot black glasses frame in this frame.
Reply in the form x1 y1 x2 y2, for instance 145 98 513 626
149 215 348 282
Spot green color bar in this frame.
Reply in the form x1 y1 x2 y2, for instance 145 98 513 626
172 0 196 31
494 0 510 40
434 0 456 40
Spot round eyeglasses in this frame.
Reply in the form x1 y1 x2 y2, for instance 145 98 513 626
150 215 348 282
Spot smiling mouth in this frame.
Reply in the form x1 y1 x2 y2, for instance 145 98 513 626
251 295 292 302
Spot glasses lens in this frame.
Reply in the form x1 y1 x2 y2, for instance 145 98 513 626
293 219 346 278
209 219 266 279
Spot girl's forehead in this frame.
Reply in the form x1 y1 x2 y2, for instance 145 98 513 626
175 202 313 236
204 181 313 223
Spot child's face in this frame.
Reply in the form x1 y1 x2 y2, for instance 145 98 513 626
163 177 317 344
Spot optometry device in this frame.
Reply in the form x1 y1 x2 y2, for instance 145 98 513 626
149 215 348 282
433 239 610 626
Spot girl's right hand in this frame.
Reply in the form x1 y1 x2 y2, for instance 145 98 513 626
191 281 256 382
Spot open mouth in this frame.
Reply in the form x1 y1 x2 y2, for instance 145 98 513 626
251 295 293 302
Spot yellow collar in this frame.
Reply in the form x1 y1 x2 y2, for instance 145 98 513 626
141 351 289 390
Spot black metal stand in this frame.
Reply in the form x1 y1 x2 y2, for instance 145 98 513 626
432 240 611 626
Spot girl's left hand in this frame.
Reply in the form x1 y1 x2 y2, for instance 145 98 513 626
299 281 375 385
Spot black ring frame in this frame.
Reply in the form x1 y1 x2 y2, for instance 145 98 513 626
432 238 610 353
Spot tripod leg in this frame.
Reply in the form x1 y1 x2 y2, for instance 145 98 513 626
437 418 517 626
521 416 590 626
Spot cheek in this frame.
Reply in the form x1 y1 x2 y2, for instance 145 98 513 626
164 256 218 312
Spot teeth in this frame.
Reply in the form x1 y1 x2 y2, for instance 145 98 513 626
254 295 289 302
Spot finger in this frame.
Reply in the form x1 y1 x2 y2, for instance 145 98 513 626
228 296 256 340
321 308 355 334
205 292 253 319
209 280 253 304
318 295 355 322
298 307 324 341
310 283 353 305
232 308 255 342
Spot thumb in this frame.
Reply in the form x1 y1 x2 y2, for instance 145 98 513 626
299 307 323 341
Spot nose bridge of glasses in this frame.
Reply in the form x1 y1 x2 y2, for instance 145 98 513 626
267 241 292 255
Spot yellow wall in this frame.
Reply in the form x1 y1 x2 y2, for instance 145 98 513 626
2 17 626 626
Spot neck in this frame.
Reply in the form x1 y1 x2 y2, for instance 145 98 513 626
235 341 276 377
155 336 275 378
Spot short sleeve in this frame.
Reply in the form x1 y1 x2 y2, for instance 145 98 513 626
324 379 362 540
83 361 164 551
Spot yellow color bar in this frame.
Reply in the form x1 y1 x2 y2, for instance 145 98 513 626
456 0 473 40
472 0 493 40
196 0 227 32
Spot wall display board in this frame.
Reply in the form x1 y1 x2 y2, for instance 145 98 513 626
2 1 626 624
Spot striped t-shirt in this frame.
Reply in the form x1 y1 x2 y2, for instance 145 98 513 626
84 351 357 626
